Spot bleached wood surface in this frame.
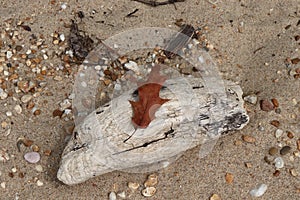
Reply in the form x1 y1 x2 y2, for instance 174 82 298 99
57 76 249 185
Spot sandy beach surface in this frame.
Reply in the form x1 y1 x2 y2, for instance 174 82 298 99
0 0 300 199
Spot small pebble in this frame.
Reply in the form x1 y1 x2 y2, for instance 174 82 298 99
142 187 156 197
225 173 234 184
31 144 40 152
61 3 67 9
6 50 12 59
270 120 280 127
286 131 294 139
108 192 117 200
297 139 300 151
14 105 22 114
24 152 40 163
6 111 12 117
36 180 44 186
280 146 291 155
210 194 221 200
273 170 280 177
242 135 256 143
0 89 8 100
124 61 139 74
260 99 274 111
243 94 257 104
269 147 278 156
35 165 43 172
271 98 279 107
59 34 65 42
0 182 6 189
274 157 284 169
21 94 33 103
249 184 268 197
11 167 17 173
275 129 283 138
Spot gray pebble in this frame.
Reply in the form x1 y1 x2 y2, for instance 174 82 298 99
280 146 291 155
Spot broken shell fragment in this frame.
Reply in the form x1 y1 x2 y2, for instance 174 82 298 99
128 182 140 190
17 137 34 152
144 174 158 187
142 187 156 197
24 152 40 163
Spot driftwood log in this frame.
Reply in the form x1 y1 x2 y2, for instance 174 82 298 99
57 76 249 185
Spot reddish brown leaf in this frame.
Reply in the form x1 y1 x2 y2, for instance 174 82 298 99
129 64 169 128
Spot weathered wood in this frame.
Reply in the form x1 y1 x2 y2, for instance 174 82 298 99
57 77 249 185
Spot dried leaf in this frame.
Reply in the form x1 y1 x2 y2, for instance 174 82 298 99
129 64 169 128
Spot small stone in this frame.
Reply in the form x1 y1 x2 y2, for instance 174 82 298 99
128 182 139 190
280 146 291 155
297 139 300 151
0 182 6 189
210 194 221 200
291 57 300 64
0 89 8 100
270 120 280 127
275 129 284 138
25 59 32 67
142 187 156 197
273 170 280 177
14 105 22 114
243 94 257 104
144 174 158 187
21 94 33 103
260 99 274 111
53 109 63 118
53 40 59 45
6 51 12 59
245 162 252 168
6 111 12 117
59 34 65 42
271 98 279 107
33 109 41 116
242 135 256 143
60 99 71 110
35 165 43 172
249 184 268 197
274 157 284 169
32 144 40 152
109 192 117 200
61 3 67 9
225 173 234 184
117 191 126 199
36 180 44 186
24 152 40 163
11 167 17 173
269 147 278 156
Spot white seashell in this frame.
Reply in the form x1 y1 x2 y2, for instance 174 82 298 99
249 184 268 197
24 152 40 163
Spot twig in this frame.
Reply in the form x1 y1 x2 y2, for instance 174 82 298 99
126 8 139 17
132 0 185 7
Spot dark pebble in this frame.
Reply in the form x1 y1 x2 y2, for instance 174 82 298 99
280 146 291 155
260 99 274 111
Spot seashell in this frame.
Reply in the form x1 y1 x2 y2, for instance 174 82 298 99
56 27 250 185
142 187 156 197
144 174 158 187
24 152 40 163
